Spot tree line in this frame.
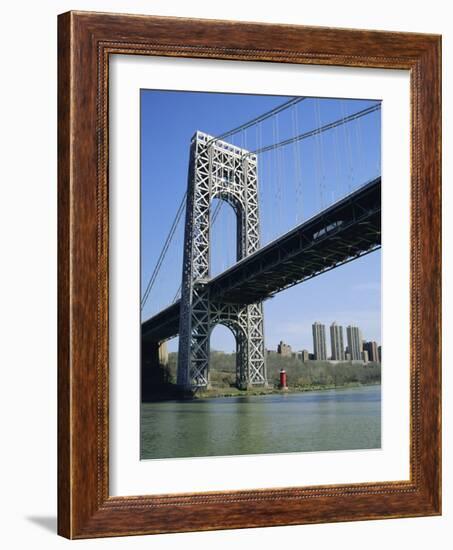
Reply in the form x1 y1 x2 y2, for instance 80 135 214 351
165 350 381 389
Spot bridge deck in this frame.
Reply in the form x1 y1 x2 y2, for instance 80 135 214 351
142 177 381 343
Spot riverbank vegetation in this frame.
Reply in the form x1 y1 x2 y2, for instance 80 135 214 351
142 350 381 401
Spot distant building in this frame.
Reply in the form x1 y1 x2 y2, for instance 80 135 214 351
309 353 315 360
345 352 352 361
330 322 345 360
300 349 310 362
362 350 369 363
312 322 327 360
378 345 382 363
363 341 379 362
277 340 292 357
346 325 363 360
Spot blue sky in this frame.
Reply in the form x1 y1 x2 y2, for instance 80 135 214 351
141 90 381 354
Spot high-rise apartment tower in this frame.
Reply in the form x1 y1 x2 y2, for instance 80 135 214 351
312 322 327 360
346 325 363 360
330 322 345 360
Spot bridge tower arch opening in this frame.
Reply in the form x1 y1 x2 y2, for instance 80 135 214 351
208 321 246 389
177 131 267 391
209 197 241 277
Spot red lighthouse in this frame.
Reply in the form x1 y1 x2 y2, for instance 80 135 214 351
279 369 288 390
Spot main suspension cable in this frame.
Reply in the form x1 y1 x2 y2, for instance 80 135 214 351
207 97 306 146
248 103 381 156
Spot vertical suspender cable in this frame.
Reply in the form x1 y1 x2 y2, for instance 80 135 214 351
341 100 354 193
332 108 341 203
294 101 303 223
313 99 323 211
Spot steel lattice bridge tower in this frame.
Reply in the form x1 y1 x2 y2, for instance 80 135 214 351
177 131 267 391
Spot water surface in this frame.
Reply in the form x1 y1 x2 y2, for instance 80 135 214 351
141 384 381 459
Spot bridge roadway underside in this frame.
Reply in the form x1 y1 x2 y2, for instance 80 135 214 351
142 177 381 343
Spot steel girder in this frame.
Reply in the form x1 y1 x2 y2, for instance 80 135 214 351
208 177 381 303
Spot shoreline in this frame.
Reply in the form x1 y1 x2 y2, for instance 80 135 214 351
142 381 381 403
192 381 380 399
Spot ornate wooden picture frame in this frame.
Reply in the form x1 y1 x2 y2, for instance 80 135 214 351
58 11 441 539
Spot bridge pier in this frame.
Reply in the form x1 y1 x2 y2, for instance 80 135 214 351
141 340 171 401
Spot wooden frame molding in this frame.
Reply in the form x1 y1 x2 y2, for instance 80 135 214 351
58 10 441 539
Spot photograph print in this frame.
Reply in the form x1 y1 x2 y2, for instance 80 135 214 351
140 89 382 460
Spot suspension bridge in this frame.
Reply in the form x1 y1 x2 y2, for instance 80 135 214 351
141 96 381 393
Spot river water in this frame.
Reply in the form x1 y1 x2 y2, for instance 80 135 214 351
140 384 381 460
